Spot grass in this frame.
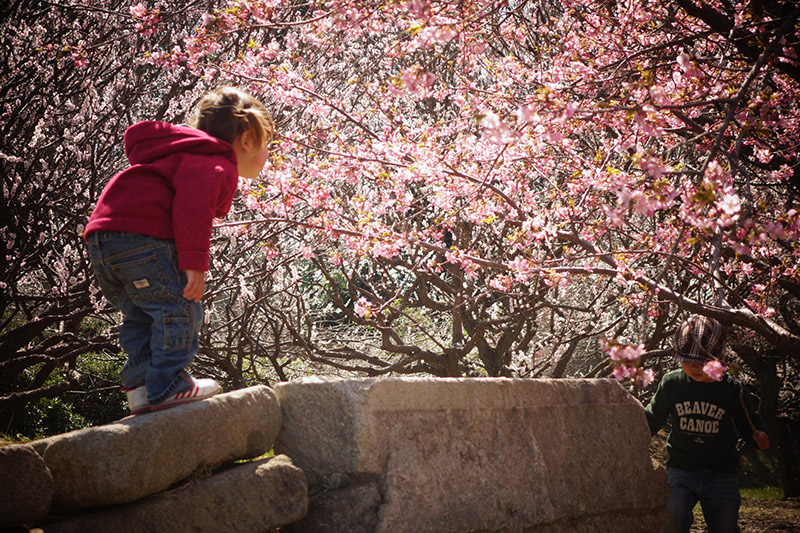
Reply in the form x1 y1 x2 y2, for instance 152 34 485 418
692 487 783 517
233 448 275 464
740 486 784 500
691 487 800 533
693 486 783 514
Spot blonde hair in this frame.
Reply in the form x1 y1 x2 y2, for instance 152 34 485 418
191 86 275 147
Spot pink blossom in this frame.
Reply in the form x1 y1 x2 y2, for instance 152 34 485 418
717 188 741 218
508 256 535 282
754 147 772 164
607 343 646 362
771 165 793 181
201 12 216 26
480 111 515 145
649 85 670 106
676 52 702 78
130 3 147 18
612 364 632 381
300 244 314 259
702 360 726 381
489 275 513 292
638 369 655 388
354 297 373 318
765 221 785 240
417 25 457 46
71 49 88 68
395 65 436 98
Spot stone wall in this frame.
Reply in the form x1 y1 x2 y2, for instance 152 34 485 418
0 378 669 532
0 385 307 532
275 377 669 532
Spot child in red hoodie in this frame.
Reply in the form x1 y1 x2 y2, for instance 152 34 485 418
85 87 275 414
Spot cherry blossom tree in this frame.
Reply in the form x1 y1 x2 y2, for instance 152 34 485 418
148 0 799 492
148 0 800 377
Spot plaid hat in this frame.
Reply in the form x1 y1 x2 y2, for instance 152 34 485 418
673 315 726 364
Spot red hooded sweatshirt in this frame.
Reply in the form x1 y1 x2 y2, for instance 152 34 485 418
85 121 239 272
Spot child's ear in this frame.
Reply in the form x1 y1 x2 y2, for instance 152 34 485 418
238 129 255 152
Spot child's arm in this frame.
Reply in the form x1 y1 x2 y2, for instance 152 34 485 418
738 386 770 450
644 379 671 435
171 155 236 274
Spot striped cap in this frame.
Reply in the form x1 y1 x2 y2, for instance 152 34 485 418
673 315 726 364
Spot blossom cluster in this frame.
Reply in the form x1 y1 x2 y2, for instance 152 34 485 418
602 339 655 389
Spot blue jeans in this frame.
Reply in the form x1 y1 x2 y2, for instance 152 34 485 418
663 467 741 533
87 232 201 404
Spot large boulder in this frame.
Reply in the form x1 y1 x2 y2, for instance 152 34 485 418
0 443 53 528
275 377 669 532
39 455 307 533
31 385 281 510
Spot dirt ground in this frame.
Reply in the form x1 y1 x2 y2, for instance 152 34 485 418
690 497 800 532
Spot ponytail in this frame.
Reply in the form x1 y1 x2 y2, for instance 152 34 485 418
190 87 275 147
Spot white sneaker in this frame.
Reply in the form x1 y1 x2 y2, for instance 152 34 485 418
124 385 150 415
151 376 220 411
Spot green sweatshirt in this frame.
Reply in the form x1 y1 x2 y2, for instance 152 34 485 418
645 369 767 473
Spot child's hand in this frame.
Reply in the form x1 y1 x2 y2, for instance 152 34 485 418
753 430 770 451
183 269 206 302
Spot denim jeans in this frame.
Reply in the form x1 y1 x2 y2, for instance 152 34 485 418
663 466 741 533
87 232 202 404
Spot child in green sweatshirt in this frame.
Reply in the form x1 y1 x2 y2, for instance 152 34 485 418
646 315 769 533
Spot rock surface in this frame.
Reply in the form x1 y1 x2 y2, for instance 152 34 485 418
286 477 381 533
0 443 53 528
31 385 281 510
275 377 669 533
39 455 307 533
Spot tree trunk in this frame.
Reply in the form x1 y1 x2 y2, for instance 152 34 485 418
774 416 800 497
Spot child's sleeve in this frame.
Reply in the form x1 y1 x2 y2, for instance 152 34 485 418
644 379 671 436
171 156 227 271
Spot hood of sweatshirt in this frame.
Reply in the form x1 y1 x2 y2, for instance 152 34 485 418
124 121 235 165
85 120 240 271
